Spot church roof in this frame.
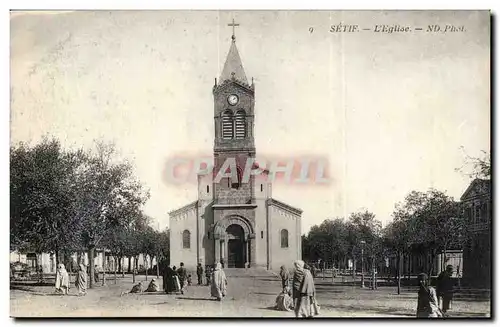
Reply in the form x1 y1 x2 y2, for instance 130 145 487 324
219 39 248 85
169 200 198 217
270 198 303 216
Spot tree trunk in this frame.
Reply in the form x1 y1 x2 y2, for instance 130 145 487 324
118 256 122 274
128 256 132 273
132 256 138 284
89 246 95 289
55 248 60 268
428 249 436 278
156 255 160 279
102 249 106 286
407 253 411 280
122 257 125 278
442 243 448 272
114 256 117 284
397 251 401 295
352 251 356 279
457 254 462 289
145 255 148 281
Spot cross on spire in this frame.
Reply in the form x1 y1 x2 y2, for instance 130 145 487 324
228 18 240 41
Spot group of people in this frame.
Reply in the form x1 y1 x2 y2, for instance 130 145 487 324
162 262 191 295
55 258 456 318
416 265 456 318
53 259 228 301
53 263 89 296
122 261 227 301
161 261 227 301
276 260 319 318
276 261 456 318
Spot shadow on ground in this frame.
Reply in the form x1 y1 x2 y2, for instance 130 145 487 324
320 303 413 317
176 296 216 301
252 292 278 296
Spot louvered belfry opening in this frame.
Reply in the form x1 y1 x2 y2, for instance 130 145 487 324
222 110 234 139
235 110 246 139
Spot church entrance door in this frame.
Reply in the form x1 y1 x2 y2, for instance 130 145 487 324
226 224 245 268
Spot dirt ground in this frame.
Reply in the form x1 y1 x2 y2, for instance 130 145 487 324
10 270 491 318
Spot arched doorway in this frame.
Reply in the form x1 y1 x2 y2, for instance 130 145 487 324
226 224 245 268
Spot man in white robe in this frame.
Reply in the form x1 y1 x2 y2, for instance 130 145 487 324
55 263 70 295
210 262 227 301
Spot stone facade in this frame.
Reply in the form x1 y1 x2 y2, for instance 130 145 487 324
169 34 302 272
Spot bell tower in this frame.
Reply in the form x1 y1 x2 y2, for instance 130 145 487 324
212 21 256 204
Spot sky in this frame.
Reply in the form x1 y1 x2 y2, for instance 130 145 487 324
10 10 490 233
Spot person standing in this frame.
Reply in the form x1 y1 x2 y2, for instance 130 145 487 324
94 265 100 283
205 265 212 286
55 264 70 295
292 260 317 318
196 263 204 285
436 265 455 314
172 266 181 294
177 262 188 294
416 273 442 318
210 262 227 301
279 265 290 292
75 263 88 296
163 264 174 294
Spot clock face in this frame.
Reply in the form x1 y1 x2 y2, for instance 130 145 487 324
227 94 239 106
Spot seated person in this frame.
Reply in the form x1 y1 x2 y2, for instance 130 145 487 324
145 278 159 292
121 282 143 296
275 286 293 311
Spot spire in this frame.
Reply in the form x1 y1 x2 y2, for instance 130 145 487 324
219 19 248 85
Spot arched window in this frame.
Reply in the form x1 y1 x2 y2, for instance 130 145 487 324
221 110 234 139
231 166 243 189
182 230 191 249
235 110 246 139
280 229 289 248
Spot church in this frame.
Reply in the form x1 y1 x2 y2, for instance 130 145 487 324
169 24 302 271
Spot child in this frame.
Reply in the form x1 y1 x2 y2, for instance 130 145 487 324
187 274 192 286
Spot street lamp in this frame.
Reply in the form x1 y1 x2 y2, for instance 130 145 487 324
360 240 366 288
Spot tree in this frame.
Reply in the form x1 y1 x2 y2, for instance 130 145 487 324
390 189 465 278
103 224 130 283
456 148 490 179
10 138 84 264
125 213 151 283
157 229 170 275
304 218 348 268
346 211 382 279
142 226 161 281
75 142 149 288
382 218 412 294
